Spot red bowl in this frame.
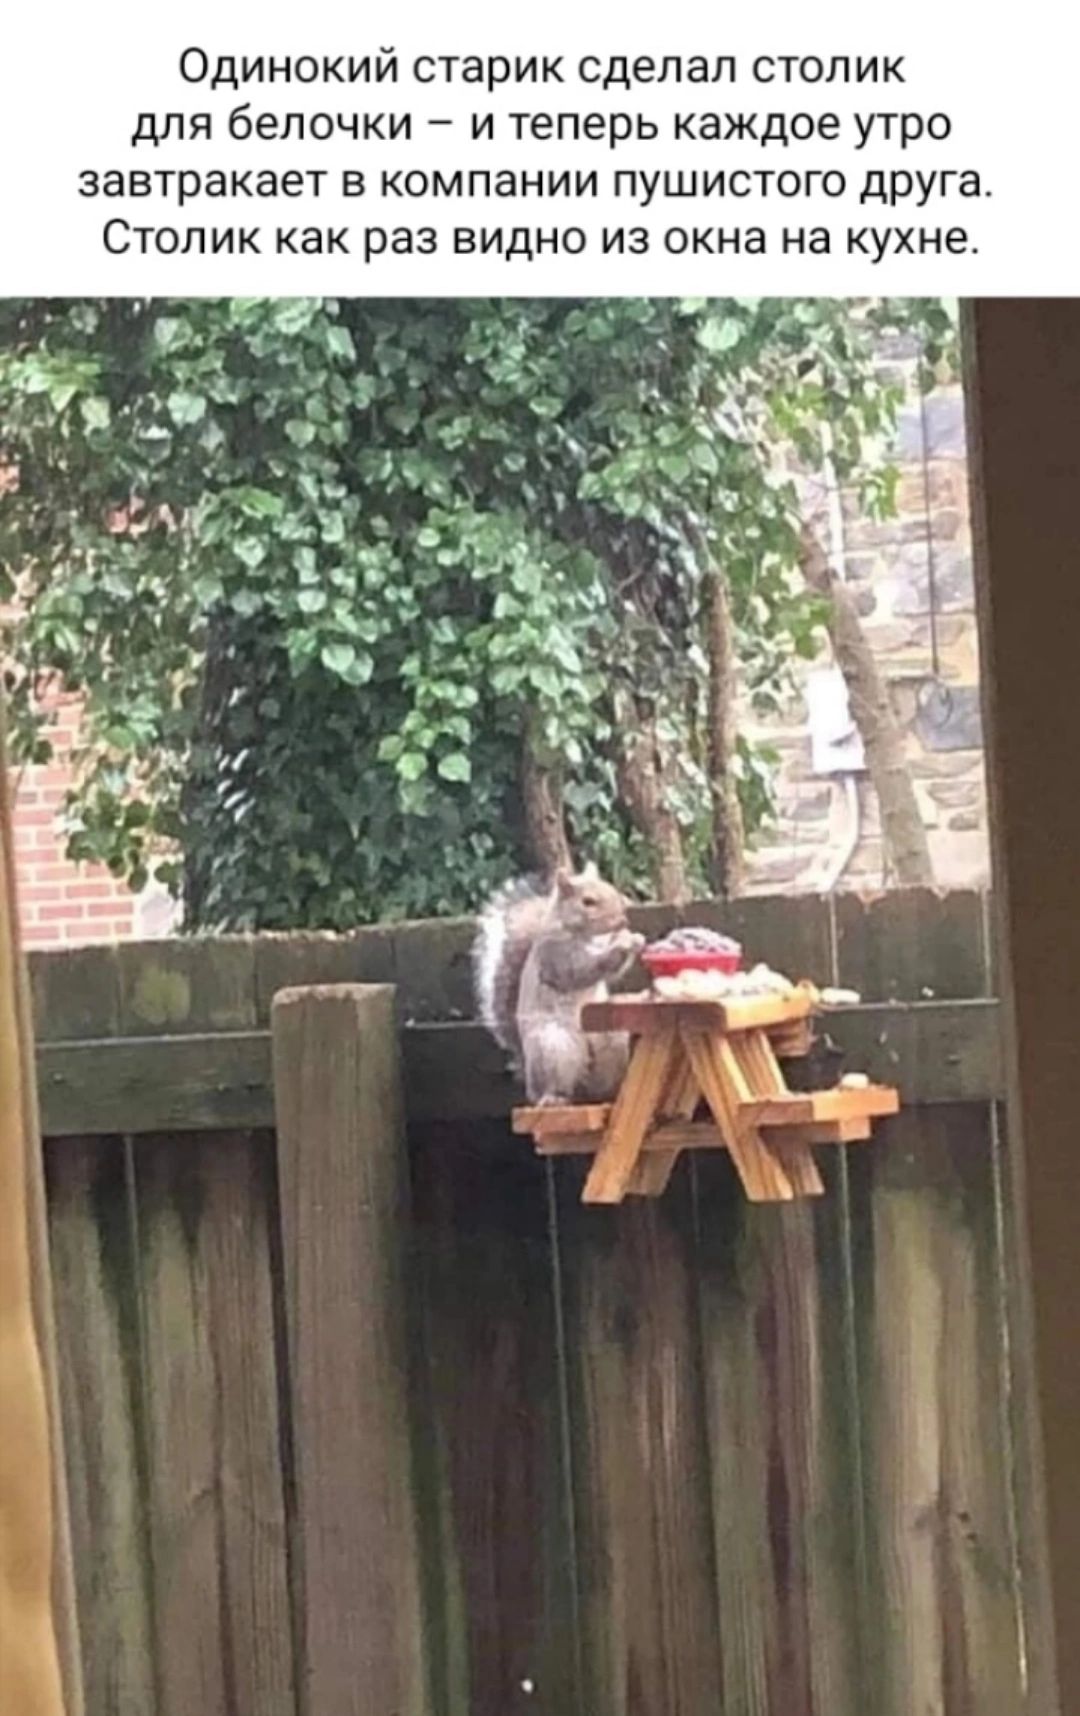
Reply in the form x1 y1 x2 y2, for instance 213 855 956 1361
642 946 743 977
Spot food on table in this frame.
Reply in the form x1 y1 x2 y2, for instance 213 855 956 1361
641 927 862 1007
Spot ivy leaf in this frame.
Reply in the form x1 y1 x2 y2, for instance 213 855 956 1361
437 752 471 784
698 318 742 354
236 487 285 520
167 391 208 426
531 665 562 698
397 751 427 782
325 324 356 361
659 451 691 481
691 441 721 476
320 641 357 675
233 538 266 570
80 396 111 432
338 652 374 687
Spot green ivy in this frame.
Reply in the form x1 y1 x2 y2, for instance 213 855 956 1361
0 296 955 927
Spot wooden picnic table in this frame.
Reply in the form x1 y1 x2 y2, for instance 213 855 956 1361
513 989 899 1205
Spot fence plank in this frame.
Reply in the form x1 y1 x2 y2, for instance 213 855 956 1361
131 1130 295 1716
690 894 864 1716
45 1138 155 1716
554 1164 724 1716
692 1157 865 1716
409 1121 581 1716
271 984 430 1716
849 1109 1026 1716
192 1133 296 1716
133 1136 234 1715
840 890 1025 1716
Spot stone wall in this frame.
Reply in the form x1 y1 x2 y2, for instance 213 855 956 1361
742 338 989 895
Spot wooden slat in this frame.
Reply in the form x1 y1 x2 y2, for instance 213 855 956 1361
34 1001 1003 1137
512 1104 612 1137
834 891 986 1006
409 1121 582 1716
848 1111 1026 1716
45 1139 155 1716
839 892 1025 1716
627 1048 702 1197
693 1153 866 1714
732 1032 824 1198
784 1119 872 1145
769 1018 814 1059
582 1032 679 1205
555 1170 725 1713
141 1133 295 1716
536 1122 714 1157
134 1134 294 1716
117 939 257 1037
682 1032 796 1202
39 1033 276 1135
30 945 121 1044
581 992 813 1037
535 1118 877 1156
198 1137 296 1716
25 896 998 1046
739 1086 900 1128
690 893 865 1713
271 985 430 1716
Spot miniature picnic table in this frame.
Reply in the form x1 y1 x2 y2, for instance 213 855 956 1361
513 989 899 1205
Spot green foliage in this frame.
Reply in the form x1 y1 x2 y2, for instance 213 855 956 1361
0 296 955 927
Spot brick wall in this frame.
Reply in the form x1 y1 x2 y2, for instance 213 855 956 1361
11 690 143 948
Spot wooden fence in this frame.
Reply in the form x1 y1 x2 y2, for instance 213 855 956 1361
30 890 1033 1716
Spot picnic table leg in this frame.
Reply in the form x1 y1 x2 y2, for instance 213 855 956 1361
582 1029 679 1205
626 1048 701 1198
682 1030 797 1202
734 1031 824 1197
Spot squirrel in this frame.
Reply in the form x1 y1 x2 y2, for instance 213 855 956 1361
473 863 646 1106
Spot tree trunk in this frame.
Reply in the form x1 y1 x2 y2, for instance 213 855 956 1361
520 712 571 876
614 691 690 904
685 521 745 899
799 524 934 886
180 609 234 929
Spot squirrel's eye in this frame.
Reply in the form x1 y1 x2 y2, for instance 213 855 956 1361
582 894 598 907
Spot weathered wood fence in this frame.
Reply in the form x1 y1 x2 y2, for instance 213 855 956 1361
31 890 1033 1716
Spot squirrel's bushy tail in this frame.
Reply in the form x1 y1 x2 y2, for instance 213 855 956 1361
473 873 552 1065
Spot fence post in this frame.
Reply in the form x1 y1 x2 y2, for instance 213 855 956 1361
271 983 430 1716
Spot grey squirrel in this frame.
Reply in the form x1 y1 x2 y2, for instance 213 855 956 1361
473 863 645 1105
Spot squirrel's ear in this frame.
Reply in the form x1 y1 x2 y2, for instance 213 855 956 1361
581 860 599 881
554 867 576 898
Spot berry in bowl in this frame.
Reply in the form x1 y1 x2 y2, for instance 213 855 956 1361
642 927 744 994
